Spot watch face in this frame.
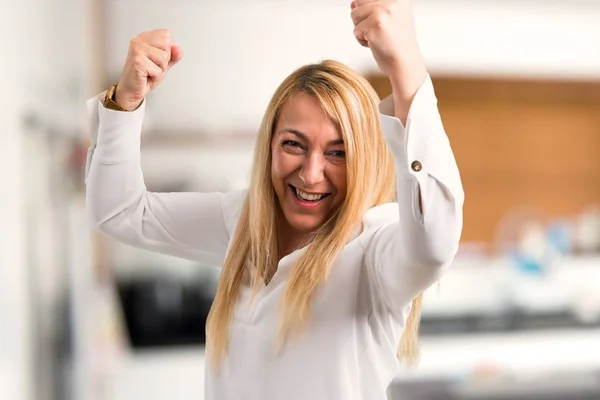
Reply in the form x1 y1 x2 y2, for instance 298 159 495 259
104 86 126 111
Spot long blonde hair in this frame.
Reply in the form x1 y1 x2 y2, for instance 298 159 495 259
206 60 423 371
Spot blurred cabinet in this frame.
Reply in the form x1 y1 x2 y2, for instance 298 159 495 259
367 74 600 245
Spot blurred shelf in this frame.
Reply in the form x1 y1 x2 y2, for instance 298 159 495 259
141 130 257 149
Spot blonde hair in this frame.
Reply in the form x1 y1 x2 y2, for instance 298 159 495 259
206 60 423 371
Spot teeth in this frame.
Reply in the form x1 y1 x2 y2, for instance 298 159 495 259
296 188 325 202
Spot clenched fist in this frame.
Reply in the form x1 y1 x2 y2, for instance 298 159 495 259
351 0 425 80
115 29 183 111
351 0 427 123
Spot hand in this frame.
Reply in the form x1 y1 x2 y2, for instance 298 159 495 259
351 0 425 80
115 29 183 110
351 0 427 123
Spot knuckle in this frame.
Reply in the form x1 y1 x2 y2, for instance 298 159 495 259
132 53 145 66
130 45 143 58
160 29 173 44
372 12 386 29
134 64 145 75
132 31 148 44
372 7 387 21
376 4 393 18
129 38 139 50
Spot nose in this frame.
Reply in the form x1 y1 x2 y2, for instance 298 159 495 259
299 153 325 187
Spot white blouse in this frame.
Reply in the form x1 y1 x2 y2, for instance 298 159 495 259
85 75 464 400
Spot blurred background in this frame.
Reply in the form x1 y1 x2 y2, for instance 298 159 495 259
1 0 600 399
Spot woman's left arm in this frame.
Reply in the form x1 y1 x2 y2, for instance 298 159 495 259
367 75 464 310
352 0 464 310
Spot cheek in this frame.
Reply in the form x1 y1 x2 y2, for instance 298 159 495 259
330 167 348 196
271 153 281 178
272 152 298 179
270 160 279 190
271 152 289 189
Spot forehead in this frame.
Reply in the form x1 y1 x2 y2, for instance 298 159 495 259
275 92 341 142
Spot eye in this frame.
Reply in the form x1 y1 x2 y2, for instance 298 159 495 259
282 140 301 148
282 140 304 154
328 150 346 159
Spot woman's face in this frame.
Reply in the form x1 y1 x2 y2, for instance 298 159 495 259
271 92 348 235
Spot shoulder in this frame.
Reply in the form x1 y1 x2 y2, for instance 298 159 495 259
351 202 399 248
362 202 399 232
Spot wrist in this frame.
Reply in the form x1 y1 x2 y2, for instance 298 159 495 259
114 85 143 111
389 62 426 97
387 63 427 124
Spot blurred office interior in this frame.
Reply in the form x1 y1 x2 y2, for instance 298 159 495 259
1 0 600 399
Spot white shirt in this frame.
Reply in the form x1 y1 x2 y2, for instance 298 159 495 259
85 75 464 400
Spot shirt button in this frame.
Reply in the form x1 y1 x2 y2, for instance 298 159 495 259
411 160 423 172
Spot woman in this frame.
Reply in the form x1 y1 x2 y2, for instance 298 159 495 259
85 0 463 399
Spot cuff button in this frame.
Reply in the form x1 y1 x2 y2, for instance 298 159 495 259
411 160 423 172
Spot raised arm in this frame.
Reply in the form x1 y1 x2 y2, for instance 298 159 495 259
368 78 464 310
85 29 244 266
352 0 464 310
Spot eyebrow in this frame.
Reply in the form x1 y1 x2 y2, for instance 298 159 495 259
277 128 344 146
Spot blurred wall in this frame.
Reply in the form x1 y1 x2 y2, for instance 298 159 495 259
103 0 600 133
0 0 91 398
0 1 32 398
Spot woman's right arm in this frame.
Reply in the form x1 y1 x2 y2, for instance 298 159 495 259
85 92 244 266
85 29 244 266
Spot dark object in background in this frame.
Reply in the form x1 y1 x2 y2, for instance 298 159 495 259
388 372 600 400
116 269 218 349
419 308 600 337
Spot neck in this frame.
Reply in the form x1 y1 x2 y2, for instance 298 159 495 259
277 219 311 260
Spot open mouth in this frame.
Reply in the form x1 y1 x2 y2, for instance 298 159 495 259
289 184 331 203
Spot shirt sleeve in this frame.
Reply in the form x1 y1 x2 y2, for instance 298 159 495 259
365 75 465 313
84 93 244 266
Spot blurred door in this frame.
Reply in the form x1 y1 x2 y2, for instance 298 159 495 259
367 75 600 247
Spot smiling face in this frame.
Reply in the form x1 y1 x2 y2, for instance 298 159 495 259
271 91 348 236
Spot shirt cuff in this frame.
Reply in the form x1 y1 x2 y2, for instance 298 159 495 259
94 96 146 162
84 93 147 183
377 75 442 181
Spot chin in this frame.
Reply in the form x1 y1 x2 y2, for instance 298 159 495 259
285 214 326 234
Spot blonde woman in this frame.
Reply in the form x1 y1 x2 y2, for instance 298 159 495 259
86 0 463 398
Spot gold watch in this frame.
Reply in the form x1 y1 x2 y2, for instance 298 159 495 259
103 84 128 111
103 84 142 112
